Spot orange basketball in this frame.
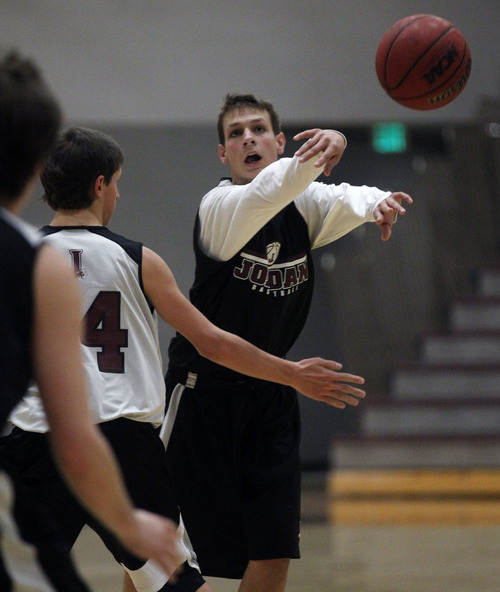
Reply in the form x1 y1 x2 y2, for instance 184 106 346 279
375 14 471 110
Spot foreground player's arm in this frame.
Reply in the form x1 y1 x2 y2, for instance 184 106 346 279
143 247 365 409
32 246 182 576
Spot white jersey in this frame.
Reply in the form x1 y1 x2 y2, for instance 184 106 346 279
10 226 165 431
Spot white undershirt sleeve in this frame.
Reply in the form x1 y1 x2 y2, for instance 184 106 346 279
294 182 391 249
199 155 323 261
199 156 391 260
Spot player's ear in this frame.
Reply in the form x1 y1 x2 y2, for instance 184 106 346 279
94 175 105 196
218 144 229 165
276 132 286 155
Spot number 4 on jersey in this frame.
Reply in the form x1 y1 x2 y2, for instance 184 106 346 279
83 291 128 373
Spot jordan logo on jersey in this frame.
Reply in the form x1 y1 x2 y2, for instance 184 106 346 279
233 244 309 296
266 242 281 265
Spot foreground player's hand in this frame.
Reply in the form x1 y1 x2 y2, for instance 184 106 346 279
293 128 346 176
374 191 413 241
291 358 366 408
119 510 184 579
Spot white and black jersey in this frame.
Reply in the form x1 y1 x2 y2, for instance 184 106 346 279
11 226 165 432
4 224 205 590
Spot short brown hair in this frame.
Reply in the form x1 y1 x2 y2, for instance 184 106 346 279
41 127 124 211
217 93 281 144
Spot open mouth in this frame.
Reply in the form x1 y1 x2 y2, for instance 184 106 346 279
245 153 262 164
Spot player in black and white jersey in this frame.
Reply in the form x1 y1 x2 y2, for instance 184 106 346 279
160 94 413 591
5 126 367 592
0 52 182 591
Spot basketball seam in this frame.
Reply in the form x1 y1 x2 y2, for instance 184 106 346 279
382 15 429 88
385 26 455 92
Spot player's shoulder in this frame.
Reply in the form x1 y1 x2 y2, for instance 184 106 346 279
1 208 40 247
90 227 143 266
42 225 144 268
94 226 142 250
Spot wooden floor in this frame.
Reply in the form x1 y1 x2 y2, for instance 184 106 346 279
72 474 500 592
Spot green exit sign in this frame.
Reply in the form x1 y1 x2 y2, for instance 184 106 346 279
372 122 407 153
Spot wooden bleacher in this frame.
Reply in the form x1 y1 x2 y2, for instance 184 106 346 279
328 468 500 525
328 263 500 526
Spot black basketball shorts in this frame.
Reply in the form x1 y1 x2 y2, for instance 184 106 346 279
163 370 302 579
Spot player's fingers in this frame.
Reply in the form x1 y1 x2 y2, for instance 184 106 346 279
293 130 321 156
295 146 318 162
329 383 366 400
389 200 408 217
297 139 327 161
341 382 366 396
315 384 366 407
329 371 365 385
293 128 321 142
378 222 392 241
335 393 364 407
326 398 347 409
315 358 343 371
333 395 361 407
395 191 413 205
321 392 362 409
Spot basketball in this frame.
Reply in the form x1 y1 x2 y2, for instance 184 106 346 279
375 14 471 110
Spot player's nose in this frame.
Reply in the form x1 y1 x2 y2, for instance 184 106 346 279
243 129 255 144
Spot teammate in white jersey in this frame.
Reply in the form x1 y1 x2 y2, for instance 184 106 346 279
5 127 367 592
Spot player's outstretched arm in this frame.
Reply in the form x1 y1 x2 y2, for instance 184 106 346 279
33 246 183 577
373 191 413 241
143 248 365 408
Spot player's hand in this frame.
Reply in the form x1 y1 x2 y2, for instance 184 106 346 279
293 128 347 176
118 510 184 580
373 191 413 241
291 357 366 409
